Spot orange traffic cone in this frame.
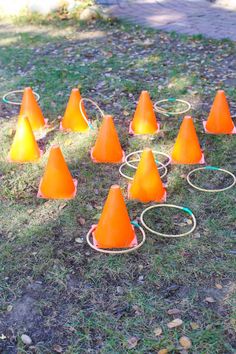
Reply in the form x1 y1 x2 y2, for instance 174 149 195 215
128 149 166 202
38 145 77 199
60 88 89 132
171 116 204 164
203 90 236 134
129 91 159 134
91 115 125 163
92 185 137 249
20 87 47 130
8 116 42 163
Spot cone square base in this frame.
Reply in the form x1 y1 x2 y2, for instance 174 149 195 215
91 224 138 249
33 119 51 141
171 152 205 165
128 183 167 203
59 121 90 133
129 121 160 135
90 147 125 164
33 118 49 131
37 178 78 199
203 121 236 135
7 149 43 163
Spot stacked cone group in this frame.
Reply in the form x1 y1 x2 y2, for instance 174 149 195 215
5 84 235 253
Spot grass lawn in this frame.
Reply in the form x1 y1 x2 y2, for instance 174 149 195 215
0 12 235 354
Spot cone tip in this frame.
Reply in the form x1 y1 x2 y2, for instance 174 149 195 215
110 185 120 190
72 88 79 93
25 87 32 91
104 115 113 120
217 89 225 94
184 115 192 120
143 147 152 153
20 115 29 121
141 90 149 95
50 144 60 151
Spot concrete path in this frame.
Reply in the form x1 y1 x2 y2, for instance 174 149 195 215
98 0 236 41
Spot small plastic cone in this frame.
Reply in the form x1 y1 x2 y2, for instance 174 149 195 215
8 116 41 163
20 87 46 130
171 116 204 164
128 149 166 203
38 145 77 199
130 91 159 134
61 88 89 132
93 185 137 249
91 115 125 163
204 90 236 134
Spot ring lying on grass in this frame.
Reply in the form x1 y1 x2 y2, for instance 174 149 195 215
79 98 105 130
86 222 146 254
154 98 191 116
119 159 168 180
140 204 196 238
125 150 171 170
187 166 236 192
3 90 40 105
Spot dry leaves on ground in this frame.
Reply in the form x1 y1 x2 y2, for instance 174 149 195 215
179 336 192 349
154 327 163 336
126 336 139 349
167 318 183 329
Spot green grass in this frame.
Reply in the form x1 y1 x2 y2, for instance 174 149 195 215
0 14 235 354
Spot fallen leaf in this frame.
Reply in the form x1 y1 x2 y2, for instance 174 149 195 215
158 349 168 354
116 286 124 295
126 336 139 349
53 344 63 353
205 297 215 303
190 322 199 330
179 336 192 349
0 334 6 340
194 232 201 238
21 334 32 346
27 209 34 215
75 238 83 244
78 217 86 225
64 139 72 146
59 203 67 211
132 305 142 316
154 327 162 336
8 129 15 137
167 308 181 315
7 305 13 312
167 318 183 329
215 283 223 289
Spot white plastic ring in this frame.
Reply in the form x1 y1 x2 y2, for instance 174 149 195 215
119 159 168 180
3 90 40 105
140 204 196 238
125 150 171 170
79 98 105 129
187 166 236 192
154 98 191 116
86 224 146 254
